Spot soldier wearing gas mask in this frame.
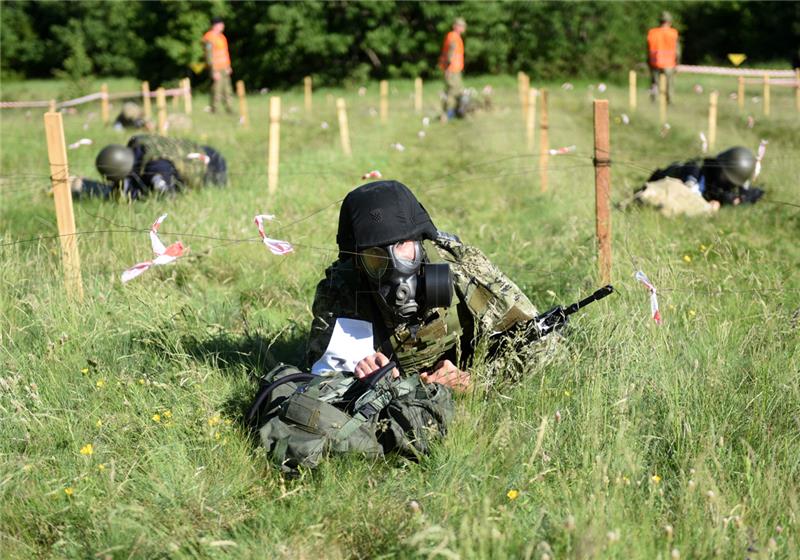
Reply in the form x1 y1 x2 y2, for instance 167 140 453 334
71 134 227 200
306 180 540 391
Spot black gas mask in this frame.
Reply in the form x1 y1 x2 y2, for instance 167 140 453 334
359 241 453 322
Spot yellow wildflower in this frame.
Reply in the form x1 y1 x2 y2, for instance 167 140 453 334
682 255 692 263
163 410 172 419
214 432 221 440
96 379 106 388
97 464 106 472
699 244 707 252
563 390 571 397
208 416 221 427
507 489 520 500
64 487 74 497
152 413 161 423
81 368 89 375
688 309 696 318
138 378 145 385
651 474 662 484
95 419 102 428
224 419 232 426
80 443 93 456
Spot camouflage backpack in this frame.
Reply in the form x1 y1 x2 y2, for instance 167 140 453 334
247 363 455 473
127 135 208 189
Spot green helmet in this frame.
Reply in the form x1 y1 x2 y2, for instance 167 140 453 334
715 147 756 187
95 144 134 182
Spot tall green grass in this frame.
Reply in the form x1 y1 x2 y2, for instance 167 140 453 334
1 74 798 558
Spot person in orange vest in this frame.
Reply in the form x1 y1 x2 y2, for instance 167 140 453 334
438 17 466 121
647 11 680 104
202 16 233 114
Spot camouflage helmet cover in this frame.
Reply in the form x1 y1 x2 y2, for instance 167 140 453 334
95 144 135 182
715 146 756 187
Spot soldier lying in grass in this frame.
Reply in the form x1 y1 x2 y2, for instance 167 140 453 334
70 134 227 200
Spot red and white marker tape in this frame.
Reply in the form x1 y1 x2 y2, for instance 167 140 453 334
699 132 708 154
68 138 93 150
121 214 185 283
753 139 768 181
186 152 210 165
361 170 382 179
254 214 293 255
634 271 662 325
548 145 576 156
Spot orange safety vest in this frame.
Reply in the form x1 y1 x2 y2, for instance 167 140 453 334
202 30 231 71
647 27 678 69
439 31 464 73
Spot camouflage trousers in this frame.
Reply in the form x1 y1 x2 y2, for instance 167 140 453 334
650 67 675 104
443 71 464 115
210 72 233 114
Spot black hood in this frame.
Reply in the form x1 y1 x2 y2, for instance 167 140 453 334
336 180 438 259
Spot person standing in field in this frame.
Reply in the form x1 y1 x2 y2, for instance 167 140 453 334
439 17 466 121
202 16 234 114
647 11 680 104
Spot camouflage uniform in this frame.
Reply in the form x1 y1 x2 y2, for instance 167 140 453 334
635 177 718 217
128 135 211 190
306 234 538 376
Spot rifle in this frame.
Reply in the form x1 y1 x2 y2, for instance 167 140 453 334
527 284 614 340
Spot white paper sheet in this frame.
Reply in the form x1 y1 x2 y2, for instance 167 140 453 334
311 318 375 374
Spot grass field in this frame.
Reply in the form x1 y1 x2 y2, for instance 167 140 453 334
1 72 799 559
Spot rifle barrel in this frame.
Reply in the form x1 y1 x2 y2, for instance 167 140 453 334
564 285 614 316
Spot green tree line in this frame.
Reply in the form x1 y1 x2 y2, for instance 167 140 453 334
2 0 798 89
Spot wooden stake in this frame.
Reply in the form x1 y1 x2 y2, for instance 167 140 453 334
593 100 611 285
526 88 537 153
737 76 745 111
43 112 83 302
304 76 312 115
336 98 352 157
708 90 718 151
658 73 667 124
156 87 167 135
539 89 549 193
796 69 800 113
142 81 152 120
182 78 193 115
628 70 637 112
763 75 770 117
380 80 389 124
100 83 110 125
414 77 423 113
171 91 179 110
49 99 57 113
268 96 281 195
519 73 530 121
236 80 249 128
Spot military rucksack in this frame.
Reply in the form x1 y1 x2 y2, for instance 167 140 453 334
247 363 455 473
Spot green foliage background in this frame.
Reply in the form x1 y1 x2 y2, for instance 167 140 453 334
2 0 798 88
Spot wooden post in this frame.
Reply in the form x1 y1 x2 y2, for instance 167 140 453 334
708 91 718 151
796 69 800 113
49 99 57 113
268 96 281 195
43 112 83 302
763 75 770 117
737 76 745 111
182 78 193 115
539 89 549 193
380 80 389 124
100 83 110 125
414 77 423 113
156 87 167 135
628 70 637 112
336 98 352 157
526 88 537 153
304 76 312 115
519 73 530 121
658 73 667 124
236 80 249 127
171 91 179 110
142 81 152 120
593 100 611 285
